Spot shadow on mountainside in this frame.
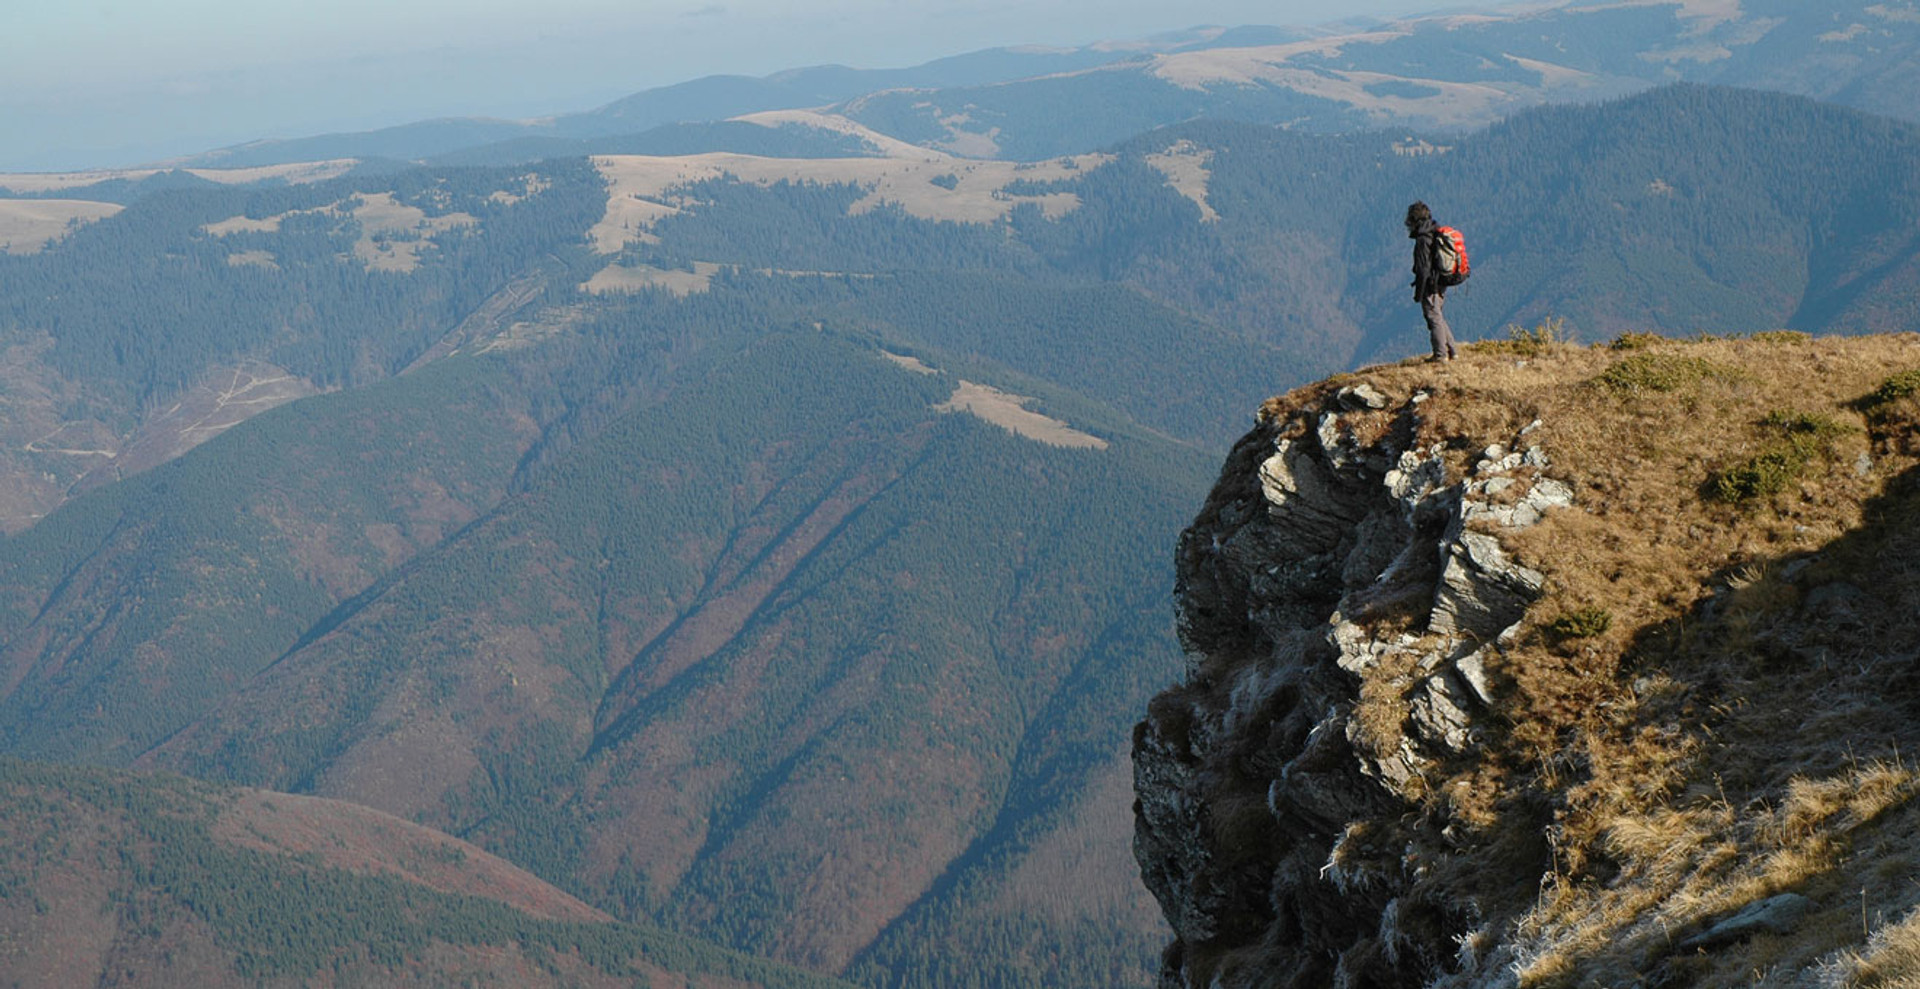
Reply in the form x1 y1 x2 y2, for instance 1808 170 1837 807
1535 456 1920 985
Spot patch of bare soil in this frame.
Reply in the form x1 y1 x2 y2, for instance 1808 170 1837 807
405 269 553 372
936 380 1108 449
881 350 938 374
74 360 321 493
0 199 123 254
0 331 119 532
225 249 278 269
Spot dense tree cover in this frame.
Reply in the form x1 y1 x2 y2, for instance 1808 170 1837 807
99 329 1205 986
1001 86 1920 370
0 358 537 764
0 757 856 988
0 158 605 402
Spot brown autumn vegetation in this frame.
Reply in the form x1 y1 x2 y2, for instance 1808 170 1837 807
1311 329 1920 984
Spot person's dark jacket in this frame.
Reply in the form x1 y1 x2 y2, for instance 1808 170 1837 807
1409 217 1442 300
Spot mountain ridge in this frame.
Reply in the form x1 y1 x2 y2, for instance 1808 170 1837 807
92 1 1920 171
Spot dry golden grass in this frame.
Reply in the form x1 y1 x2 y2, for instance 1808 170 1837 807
1313 332 1920 984
1833 908 1920 988
202 192 475 273
935 380 1107 450
580 260 721 297
0 199 123 254
1143 140 1220 222
588 153 1110 253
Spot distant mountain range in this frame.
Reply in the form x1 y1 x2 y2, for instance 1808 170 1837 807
135 0 1920 169
3 2 1920 982
3 82 1920 986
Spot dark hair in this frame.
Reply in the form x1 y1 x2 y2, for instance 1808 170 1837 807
1405 201 1432 227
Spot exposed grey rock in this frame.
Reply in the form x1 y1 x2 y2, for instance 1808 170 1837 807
1137 384 1577 989
1431 531 1547 640
1676 893 1813 951
1259 439 1369 551
1409 670 1477 751
1455 647 1497 706
1337 382 1391 411
1386 446 1448 511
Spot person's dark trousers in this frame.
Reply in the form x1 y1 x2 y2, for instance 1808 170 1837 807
1422 292 1457 360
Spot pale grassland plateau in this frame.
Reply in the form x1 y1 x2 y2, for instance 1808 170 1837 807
0 199 123 254
935 380 1107 450
202 192 476 273
1143 140 1220 223
0 159 355 196
588 153 1110 253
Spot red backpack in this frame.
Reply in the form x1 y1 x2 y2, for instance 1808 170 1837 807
1434 225 1470 285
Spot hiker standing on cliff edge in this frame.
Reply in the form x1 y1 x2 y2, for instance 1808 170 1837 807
1406 201 1461 362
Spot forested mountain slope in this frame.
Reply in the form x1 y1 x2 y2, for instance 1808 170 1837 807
1 82 1919 988
11 83 1915 536
0 758 856 989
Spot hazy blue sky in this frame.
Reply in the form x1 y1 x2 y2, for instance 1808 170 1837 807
3 0 1439 171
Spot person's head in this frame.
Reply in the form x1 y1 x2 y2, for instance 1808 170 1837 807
1404 201 1432 231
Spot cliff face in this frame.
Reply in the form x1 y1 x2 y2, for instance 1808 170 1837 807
1134 337 1920 988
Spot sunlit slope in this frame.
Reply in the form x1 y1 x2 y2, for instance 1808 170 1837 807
0 359 540 764
120 330 1205 982
1135 332 1920 987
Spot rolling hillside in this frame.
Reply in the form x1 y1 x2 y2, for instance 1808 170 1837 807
0 758 855 989
1 82 1918 987
113 1 1920 170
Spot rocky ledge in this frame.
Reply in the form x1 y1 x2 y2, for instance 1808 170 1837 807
1134 378 1572 987
1132 338 1920 989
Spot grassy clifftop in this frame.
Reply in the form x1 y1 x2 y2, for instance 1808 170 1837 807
1137 330 1920 987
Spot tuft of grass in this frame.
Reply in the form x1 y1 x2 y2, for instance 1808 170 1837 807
1548 608 1613 642
1751 330 1811 345
1711 446 1808 503
1595 353 1738 393
1760 409 1855 440
1827 905 1920 989
1709 409 1858 504
1859 369 1920 411
1609 332 1664 351
1477 317 1573 358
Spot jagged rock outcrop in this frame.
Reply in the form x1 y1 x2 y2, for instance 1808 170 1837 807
1133 379 1572 988
1133 339 1920 989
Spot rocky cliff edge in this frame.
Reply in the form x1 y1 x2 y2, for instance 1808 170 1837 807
1134 334 1920 988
